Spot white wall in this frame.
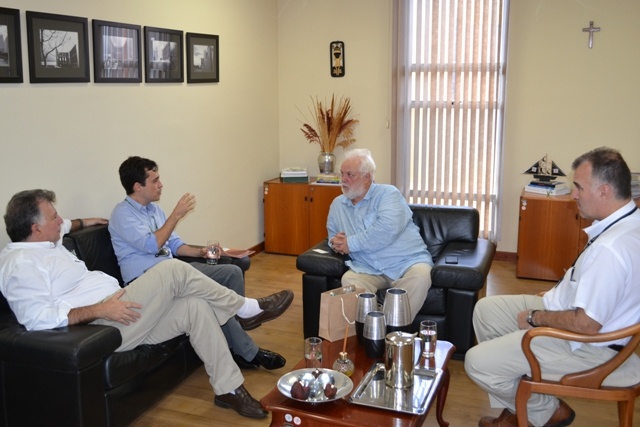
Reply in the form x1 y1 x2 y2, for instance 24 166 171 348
2 0 639 255
0 0 280 248
501 0 640 252
277 0 393 182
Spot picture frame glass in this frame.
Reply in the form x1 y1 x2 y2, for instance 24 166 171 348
0 7 23 82
26 12 90 83
93 20 141 83
187 33 219 83
145 27 183 82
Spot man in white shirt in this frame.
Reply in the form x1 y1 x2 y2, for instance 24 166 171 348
465 147 640 427
0 189 293 419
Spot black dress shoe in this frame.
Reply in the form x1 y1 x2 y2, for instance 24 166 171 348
232 348 286 370
214 385 268 419
255 348 286 370
238 289 294 330
232 351 260 370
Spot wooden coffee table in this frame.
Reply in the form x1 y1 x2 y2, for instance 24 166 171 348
261 335 455 427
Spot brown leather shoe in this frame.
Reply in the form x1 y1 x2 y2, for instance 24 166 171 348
478 408 524 427
214 385 268 419
543 399 575 427
238 290 294 331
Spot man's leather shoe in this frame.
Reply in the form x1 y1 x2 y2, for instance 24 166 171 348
214 385 268 419
478 408 522 427
543 399 575 427
232 348 286 370
232 352 259 369
238 289 294 330
478 400 574 427
255 348 286 369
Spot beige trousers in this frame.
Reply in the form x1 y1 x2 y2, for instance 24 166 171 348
341 263 432 321
464 294 640 426
93 259 245 395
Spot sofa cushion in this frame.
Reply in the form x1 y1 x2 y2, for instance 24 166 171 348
409 204 479 260
103 335 188 390
63 225 125 285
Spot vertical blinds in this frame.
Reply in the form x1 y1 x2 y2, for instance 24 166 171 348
393 0 508 240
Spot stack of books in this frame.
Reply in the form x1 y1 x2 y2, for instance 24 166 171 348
316 173 340 184
280 167 308 182
524 179 570 196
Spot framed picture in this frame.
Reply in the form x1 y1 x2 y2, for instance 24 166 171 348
0 7 23 83
144 26 183 83
186 33 219 83
25 11 90 83
92 20 141 83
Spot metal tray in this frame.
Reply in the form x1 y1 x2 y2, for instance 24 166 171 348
350 362 442 415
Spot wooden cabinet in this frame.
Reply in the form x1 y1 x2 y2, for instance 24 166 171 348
516 191 590 281
263 178 343 255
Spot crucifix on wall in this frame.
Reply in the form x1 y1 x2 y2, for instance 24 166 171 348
582 21 601 49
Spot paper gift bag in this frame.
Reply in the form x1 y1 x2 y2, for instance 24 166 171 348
318 286 362 342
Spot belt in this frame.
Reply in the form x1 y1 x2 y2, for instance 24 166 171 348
608 344 624 352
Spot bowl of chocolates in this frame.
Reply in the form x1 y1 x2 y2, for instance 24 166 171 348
277 368 353 403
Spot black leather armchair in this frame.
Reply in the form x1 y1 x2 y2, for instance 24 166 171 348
0 224 250 427
296 204 496 359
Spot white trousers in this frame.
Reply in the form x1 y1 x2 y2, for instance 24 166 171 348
93 259 245 395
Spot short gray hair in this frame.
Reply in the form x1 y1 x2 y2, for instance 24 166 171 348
4 189 56 242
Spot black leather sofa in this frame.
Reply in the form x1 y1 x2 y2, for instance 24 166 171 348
296 204 496 359
0 224 250 427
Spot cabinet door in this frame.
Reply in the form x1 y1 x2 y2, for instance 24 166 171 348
308 184 343 246
516 195 581 281
264 182 310 255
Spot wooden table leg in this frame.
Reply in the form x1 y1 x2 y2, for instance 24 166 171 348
435 367 451 427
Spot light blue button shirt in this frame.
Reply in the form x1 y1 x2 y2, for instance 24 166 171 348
109 196 186 283
327 183 433 280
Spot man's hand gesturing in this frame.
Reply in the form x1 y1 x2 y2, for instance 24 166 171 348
171 193 196 221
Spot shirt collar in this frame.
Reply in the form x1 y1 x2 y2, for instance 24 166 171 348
584 200 638 239
7 241 55 249
125 196 157 215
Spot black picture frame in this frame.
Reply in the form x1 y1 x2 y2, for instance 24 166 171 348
92 20 141 83
186 33 219 83
0 7 23 83
144 26 183 83
26 11 90 83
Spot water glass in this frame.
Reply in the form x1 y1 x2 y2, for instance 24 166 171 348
304 337 323 369
419 320 437 358
206 240 220 265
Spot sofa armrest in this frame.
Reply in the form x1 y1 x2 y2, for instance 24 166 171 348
0 322 122 371
296 239 350 277
431 239 496 291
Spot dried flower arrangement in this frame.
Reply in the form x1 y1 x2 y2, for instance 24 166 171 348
300 95 359 153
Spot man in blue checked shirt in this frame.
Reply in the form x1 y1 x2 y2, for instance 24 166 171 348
109 156 289 372
328 148 434 322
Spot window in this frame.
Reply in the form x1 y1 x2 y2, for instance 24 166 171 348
392 0 509 240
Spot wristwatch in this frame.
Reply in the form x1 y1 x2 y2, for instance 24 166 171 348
526 310 540 327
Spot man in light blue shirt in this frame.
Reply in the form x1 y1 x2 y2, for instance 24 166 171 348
328 148 433 321
109 156 288 371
